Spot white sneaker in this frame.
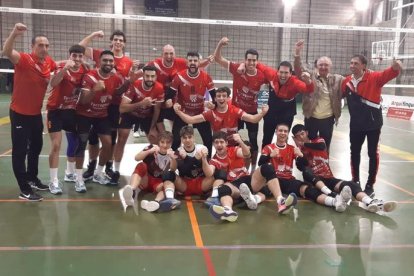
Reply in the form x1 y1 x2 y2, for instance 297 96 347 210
239 183 257 210
367 199 397 213
133 131 140 138
140 200 160 212
335 186 352 212
49 180 63 195
64 172 77 182
93 173 110 185
209 205 238 222
75 179 87 193
119 185 134 212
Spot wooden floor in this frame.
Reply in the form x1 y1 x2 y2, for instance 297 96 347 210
0 94 413 276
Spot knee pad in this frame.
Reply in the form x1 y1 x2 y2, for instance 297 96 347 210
75 133 89 157
111 130 117 146
218 185 232 198
295 157 309 172
162 170 176 182
214 169 227 181
260 164 277 182
88 129 99 145
304 186 322 202
339 181 362 197
65 132 78 158
302 167 320 186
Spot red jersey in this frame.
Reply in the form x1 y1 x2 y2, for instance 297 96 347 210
171 70 215 116
229 62 266 113
262 143 296 179
92 48 133 78
46 63 88 110
300 137 334 179
142 145 173 178
11 52 56 115
149 57 187 88
123 79 164 118
202 104 244 145
77 69 122 118
209 146 248 182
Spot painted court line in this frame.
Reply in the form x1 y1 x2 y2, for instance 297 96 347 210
186 198 216 276
0 243 413 252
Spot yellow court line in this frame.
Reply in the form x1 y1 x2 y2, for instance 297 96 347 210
0 116 10 126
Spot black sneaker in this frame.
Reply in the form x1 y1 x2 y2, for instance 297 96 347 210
19 192 43 201
28 178 49 191
105 163 115 179
109 171 120 185
83 160 97 181
364 184 375 198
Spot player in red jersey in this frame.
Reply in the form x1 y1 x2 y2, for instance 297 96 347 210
112 65 165 185
3 23 57 201
245 124 352 214
74 50 123 191
46 45 88 194
118 131 181 213
292 124 397 213
79 30 137 183
173 86 268 146
258 61 314 148
167 51 216 153
214 37 268 171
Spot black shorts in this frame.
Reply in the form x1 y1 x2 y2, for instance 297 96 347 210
108 104 120 129
47 109 77 133
320 177 342 190
230 175 251 188
76 114 112 135
119 113 151 133
157 107 176 122
238 111 259 132
278 178 305 196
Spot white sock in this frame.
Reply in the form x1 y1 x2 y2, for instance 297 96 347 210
321 186 332 195
66 161 75 174
165 187 174 199
114 162 121 172
96 165 104 174
211 187 219 197
50 168 58 182
76 169 83 181
362 196 372 205
276 196 283 205
254 194 262 204
223 205 232 211
324 196 335 207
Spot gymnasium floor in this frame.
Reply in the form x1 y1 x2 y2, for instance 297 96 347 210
0 94 413 276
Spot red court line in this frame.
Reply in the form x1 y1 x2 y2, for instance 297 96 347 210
0 243 413 252
186 198 216 276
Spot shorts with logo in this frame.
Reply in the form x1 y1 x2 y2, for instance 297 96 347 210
47 109 77 133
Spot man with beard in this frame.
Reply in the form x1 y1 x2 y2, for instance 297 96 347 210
167 51 216 153
79 30 137 184
46 45 88 194
74 50 123 191
3 23 56 201
112 65 164 185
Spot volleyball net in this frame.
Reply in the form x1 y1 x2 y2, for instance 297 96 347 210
1 5 413 95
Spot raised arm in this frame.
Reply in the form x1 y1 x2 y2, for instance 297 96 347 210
293 39 305 76
241 104 269 123
49 60 75 87
173 103 205 124
2 23 26 64
79 30 104 59
213 37 231 69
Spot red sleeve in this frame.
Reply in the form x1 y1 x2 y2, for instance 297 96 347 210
170 74 180 91
154 83 165 101
81 74 97 90
202 110 214 122
205 73 215 90
228 62 239 75
374 66 400 87
261 145 271 155
257 62 276 82
292 77 314 93
175 58 188 71
92 48 103 64
123 85 135 101
15 52 30 69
